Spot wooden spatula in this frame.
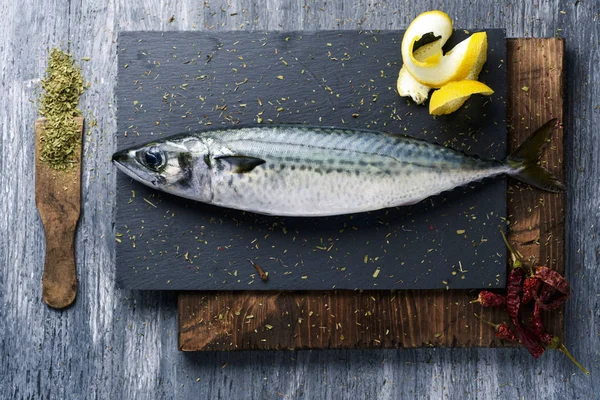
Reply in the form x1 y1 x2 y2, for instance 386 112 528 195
35 117 84 309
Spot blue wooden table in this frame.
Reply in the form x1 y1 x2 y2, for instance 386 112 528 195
1 1 598 398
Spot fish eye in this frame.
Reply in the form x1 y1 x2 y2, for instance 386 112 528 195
143 147 165 170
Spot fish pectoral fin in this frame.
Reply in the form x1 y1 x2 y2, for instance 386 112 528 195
214 155 266 173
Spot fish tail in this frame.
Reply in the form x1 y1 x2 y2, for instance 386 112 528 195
505 119 565 193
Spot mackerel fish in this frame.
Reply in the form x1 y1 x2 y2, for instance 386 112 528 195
112 120 564 217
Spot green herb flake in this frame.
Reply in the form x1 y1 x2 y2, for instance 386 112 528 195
39 48 86 170
144 198 157 208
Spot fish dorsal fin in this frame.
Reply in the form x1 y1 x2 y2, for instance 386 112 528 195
214 155 266 173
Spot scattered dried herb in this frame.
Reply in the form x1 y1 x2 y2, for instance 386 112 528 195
39 48 85 170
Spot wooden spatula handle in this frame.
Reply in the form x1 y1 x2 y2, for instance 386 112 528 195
35 117 83 309
41 214 79 308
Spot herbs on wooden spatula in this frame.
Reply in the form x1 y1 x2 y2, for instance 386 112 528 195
39 48 85 170
472 229 589 374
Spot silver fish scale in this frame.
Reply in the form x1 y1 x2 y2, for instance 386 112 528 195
196 126 511 216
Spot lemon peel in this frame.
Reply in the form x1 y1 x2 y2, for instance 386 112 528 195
463 32 488 81
428 80 494 116
396 31 446 104
396 10 493 115
397 66 431 105
400 10 488 88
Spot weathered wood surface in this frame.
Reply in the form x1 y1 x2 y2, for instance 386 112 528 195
35 117 84 309
178 38 566 351
1 1 598 399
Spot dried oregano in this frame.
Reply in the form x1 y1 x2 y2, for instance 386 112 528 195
39 48 85 170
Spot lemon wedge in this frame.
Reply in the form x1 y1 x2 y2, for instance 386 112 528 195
428 80 494 115
401 11 488 88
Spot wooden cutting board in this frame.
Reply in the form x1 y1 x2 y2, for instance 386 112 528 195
178 38 565 350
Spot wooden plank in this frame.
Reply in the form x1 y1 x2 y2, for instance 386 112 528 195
178 38 566 351
505 38 566 340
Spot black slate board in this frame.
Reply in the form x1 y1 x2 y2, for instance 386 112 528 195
115 30 507 290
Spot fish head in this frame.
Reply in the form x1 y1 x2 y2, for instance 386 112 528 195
112 135 213 202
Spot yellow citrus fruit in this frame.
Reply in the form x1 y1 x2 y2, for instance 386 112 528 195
397 66 431 105
403 11 453 69
463 33 488 80
401 10 488 88
428 80 494 115
396 34 449 104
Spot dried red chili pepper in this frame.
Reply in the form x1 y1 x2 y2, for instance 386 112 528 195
508 266 544 358
475 314 518 342
506 266 524 322
500 229 546 359
538 282 555 303
499 228 523 269
495 231 586 372
500 229 524 322
531 284 562 345
519 327 546 359
530 284 588 373
496 322 518 342
521 275 541 305
529 295 590 374
533 266 569 310
532 300 553 345
471 290 505 307
549 336 590 375
534 281 556 304
535 294 569 311
535 266 569 295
